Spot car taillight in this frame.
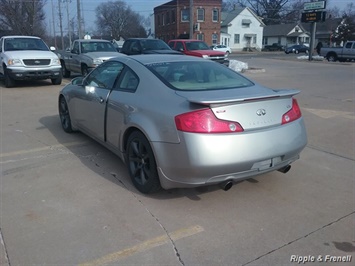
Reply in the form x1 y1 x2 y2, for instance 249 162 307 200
175 108 244 133
282 98 302 124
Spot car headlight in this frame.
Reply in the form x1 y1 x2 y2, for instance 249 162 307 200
52 58 60 65
93 58 104 65
202 55 209 59
7 59 22 66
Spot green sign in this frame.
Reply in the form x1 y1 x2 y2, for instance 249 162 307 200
304 1 326 11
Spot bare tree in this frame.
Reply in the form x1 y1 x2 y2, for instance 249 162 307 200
247 0 290 24
95 0 147 39
0 0 47 36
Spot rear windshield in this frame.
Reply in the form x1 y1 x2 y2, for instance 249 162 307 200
147 61 254 91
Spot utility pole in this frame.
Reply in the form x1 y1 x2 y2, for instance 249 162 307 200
58 0 64 50
66 0 72 47
189 0 193 39
77 0 82 39
51 0 57 48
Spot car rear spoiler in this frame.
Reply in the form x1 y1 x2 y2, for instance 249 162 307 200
175 89 300 106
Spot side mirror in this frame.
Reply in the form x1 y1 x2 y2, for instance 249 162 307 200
71 76 85 85
50 46 56 51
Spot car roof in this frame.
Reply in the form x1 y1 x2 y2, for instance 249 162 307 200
113 54 208 65
3 35 41 39
169 39 204 42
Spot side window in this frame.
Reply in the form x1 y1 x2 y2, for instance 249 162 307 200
175 42 184 51
345 42 352 49
85 61 124 89
72 42 79 53
115 67 139 92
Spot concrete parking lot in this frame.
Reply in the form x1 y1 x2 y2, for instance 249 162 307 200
0 57 354 265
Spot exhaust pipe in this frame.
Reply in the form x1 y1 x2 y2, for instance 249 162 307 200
220 181 233 191
277 165 291 174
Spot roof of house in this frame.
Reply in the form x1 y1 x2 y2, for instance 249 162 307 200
221 7 265 27
263 19 343 38
301 18 342 34
263 23 307 37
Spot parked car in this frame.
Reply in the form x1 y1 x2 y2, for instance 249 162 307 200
263 43 284 51
168 39 227 64
56 39 121 77
58 55 307 194
120 38 181 55
0 35 62 88
210 44 232 55
319 41 355 62
284 44 309 54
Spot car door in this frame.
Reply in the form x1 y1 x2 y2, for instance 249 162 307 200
75 61 124 141
106 66 140 150
343 42 355 59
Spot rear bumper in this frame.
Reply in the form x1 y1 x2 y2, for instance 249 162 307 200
152 118 307 189
6 67 62 80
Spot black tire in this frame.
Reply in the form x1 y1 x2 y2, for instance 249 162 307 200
4 67 15 88
61 61 71 78
58 96 73 133
81 65 89 76
126 131 161 194
327 54 337 62
51 74 62 85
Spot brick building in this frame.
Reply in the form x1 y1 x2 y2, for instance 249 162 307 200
154 0 222 45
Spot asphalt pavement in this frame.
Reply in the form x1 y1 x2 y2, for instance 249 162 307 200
0 55 354 265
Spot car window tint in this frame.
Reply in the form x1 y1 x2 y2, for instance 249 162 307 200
115 68 139 92
147 61 253 91
84 61 123 89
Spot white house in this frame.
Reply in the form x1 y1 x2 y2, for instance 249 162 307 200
221 7 265 51
263 23 310 47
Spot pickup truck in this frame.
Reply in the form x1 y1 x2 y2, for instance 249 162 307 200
120 38 181 55
168 39 227 65
57 39 121 77
263 43 284 51
0 35 62 88
320 41 355 62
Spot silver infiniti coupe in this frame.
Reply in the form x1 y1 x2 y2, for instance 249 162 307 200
58 55 307 193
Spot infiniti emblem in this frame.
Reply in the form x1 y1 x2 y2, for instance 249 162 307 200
256 109 266 116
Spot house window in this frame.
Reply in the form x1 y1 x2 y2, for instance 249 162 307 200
197 33 204 41
162 14 165 25
234 34 240 44
197 8 205 22
212 9 219 22
166 12 170 24
242 19 251 28
171 10 176 23
212 34 218 45
253 36 256 44
181 9 189 22
263 37 268 45
157 15 160 26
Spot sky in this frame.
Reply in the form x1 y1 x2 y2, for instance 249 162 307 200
46 0 168 34
46 0 354 35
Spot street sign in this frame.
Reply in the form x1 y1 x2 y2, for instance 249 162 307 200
304 1 326 11
301 11 326 23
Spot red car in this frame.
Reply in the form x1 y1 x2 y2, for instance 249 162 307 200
168 39 227 65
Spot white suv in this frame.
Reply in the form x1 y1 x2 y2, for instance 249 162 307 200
0 35 62 87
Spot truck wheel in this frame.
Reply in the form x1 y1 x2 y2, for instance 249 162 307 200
327 54 337 62
51 74 62 85
4 68 15 88
81 65 89 76
61 61 71 78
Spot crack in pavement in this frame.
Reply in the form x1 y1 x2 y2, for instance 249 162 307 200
0 227 10 266
242 211 355 266
84 155 186 265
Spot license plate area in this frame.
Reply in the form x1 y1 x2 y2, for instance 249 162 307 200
252 157 282 171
